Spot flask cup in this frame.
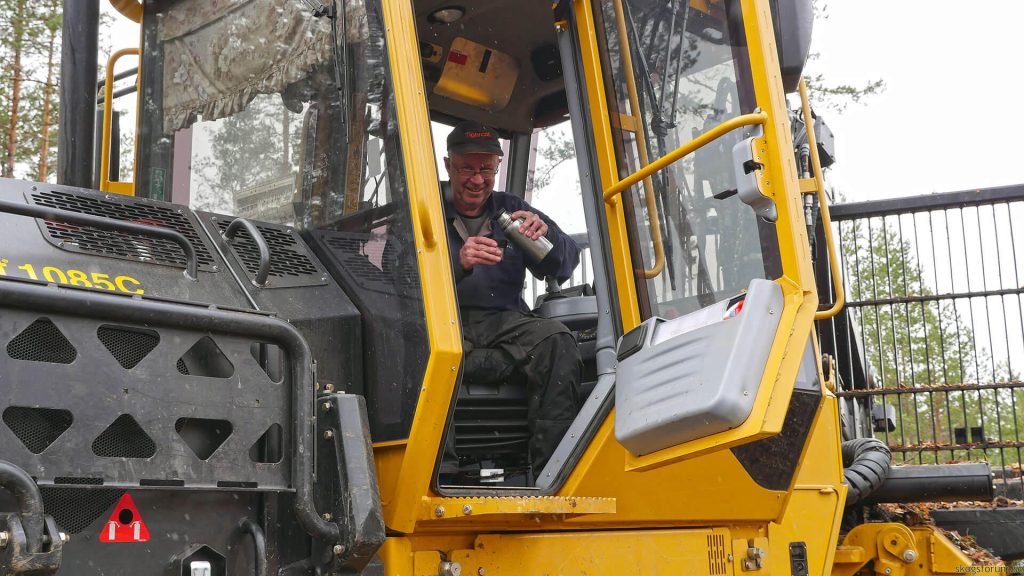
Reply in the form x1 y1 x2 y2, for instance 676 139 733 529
495 210 554 262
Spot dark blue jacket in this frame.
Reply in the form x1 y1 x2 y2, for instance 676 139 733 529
443 186 580 314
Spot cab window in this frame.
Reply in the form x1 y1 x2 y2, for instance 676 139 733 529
135 0 430 441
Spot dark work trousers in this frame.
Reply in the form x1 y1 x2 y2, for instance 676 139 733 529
461 308 583 472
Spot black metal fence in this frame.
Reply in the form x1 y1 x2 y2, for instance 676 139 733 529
820 184 1024 498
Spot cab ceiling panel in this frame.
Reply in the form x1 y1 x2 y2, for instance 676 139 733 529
415 0 567 134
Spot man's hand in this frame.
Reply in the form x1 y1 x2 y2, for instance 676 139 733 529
510 210 548 240
459 236 503 271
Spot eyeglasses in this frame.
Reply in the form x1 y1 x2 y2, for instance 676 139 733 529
455 166 499 178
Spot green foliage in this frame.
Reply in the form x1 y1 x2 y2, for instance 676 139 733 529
804 72 886 114
0 0 62 181
804 1 885 112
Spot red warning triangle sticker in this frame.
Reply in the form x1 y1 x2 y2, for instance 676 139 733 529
99 493 150 543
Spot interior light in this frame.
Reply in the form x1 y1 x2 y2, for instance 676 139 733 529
428 6 465 24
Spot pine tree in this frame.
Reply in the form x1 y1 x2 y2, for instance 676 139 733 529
3 0 31 177
0 0 61 181
840 218 1023 466
34 0 61 181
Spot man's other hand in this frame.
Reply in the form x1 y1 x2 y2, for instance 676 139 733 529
510 210 548 240
460 236 503 270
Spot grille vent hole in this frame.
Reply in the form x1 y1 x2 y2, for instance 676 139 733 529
7 318 76 364
92 414 156 458
249 423 284 464
97 325 160 369
707 533 728 575
177 336 233 378
3 406 73 454
175 417 232 461
250 342 284 383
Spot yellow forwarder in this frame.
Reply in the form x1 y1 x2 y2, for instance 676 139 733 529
0 0 997 574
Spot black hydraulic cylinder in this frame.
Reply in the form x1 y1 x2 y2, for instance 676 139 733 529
859 463 993 505
58 0 100 188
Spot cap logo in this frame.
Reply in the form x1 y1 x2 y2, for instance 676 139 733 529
466 131 492 138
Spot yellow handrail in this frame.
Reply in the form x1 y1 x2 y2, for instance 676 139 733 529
100 48 139 195
609 0 664 279
603 112 768 202
799 79 846 320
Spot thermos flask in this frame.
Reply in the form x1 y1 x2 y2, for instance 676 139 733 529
495 210 554 262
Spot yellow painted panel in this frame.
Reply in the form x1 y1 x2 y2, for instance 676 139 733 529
380 0 463 533
450 528 733 575
433 38 520 112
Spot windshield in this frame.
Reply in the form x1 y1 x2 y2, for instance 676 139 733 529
594 0 781 319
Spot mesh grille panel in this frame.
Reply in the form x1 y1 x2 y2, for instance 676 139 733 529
3 407 73 454
42 484 125 534
31 190 215 269
92 414 156 458
323 233 420 294
216 220 319 278
97 325 160 369
7 318 77 363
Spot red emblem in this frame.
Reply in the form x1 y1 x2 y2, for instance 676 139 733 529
447 50 468 65
99 493 150 543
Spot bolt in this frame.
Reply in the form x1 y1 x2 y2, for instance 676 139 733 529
322 401 333 413
323 430 334 439
434 506 445 518
0 531 9 548
333 544 345 557
884 568 892 575
59 532 68 543
462 505 473 515
902 549 917 563
322 512 333 521
478 568 486 576
438 561 462 576
324 383 336 393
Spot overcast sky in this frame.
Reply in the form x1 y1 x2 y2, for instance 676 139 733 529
808 1 1024 202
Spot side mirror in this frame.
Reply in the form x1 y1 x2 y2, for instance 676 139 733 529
770 0 813 93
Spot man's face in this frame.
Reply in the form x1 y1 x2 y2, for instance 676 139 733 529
445 152 500 216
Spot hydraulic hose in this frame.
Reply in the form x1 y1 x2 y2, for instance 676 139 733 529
239 518 268 576
0 459 46 554
842 438 892 507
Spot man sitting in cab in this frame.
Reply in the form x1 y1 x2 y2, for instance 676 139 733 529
442 120 582 473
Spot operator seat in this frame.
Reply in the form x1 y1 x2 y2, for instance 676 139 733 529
449 343 533 485
446 281 599 487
